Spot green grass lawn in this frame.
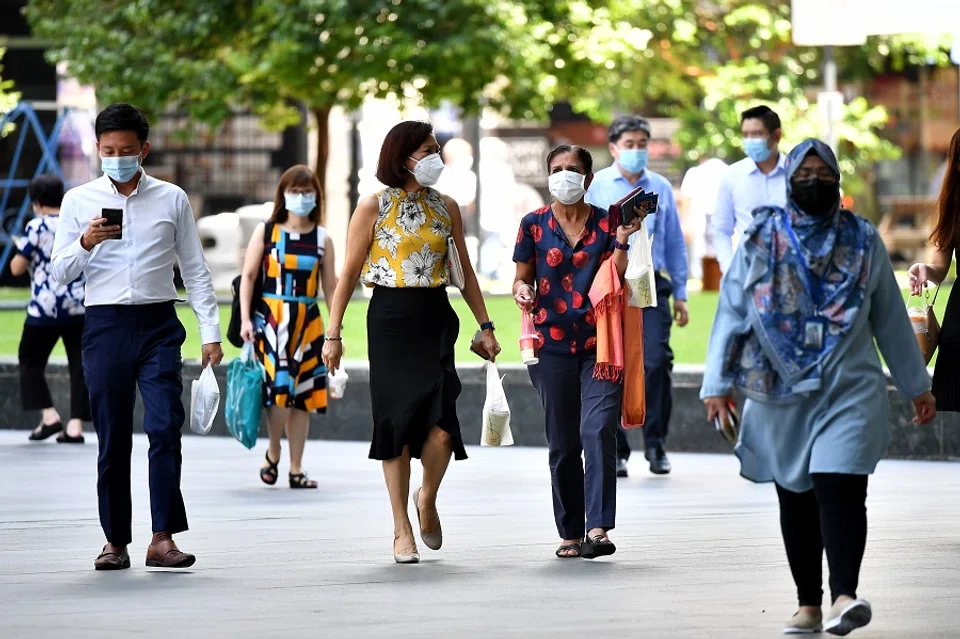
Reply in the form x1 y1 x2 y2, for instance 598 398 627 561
0 286 949 366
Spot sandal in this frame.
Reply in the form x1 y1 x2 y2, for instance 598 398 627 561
28 422 63 441
57 431 85 444
555 542 582 558
260 450 279 486
289 472 317 489
581 533 616 559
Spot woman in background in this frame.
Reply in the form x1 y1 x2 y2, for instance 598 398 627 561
240 165 337 489
909 126 960 409
322 120 500 563
13 174 89 443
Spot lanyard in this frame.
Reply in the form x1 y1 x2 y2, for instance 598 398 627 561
780 210 830 311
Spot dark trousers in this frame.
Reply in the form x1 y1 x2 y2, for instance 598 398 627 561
83 303 188 546
529 350 622 540
617 274 674 459
19 321 91 421
776 474 869 606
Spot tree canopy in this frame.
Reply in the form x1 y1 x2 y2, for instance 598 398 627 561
0 49 20 136
24 0 954 203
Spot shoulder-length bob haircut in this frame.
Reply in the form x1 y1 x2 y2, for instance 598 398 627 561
375 120 435 188
270 164 324 225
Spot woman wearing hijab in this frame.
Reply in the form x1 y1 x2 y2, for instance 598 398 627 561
701 139 936 636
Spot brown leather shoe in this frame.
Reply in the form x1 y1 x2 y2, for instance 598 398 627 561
94 544 130 570
145 534 196 568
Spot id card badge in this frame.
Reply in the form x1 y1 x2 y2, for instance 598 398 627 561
803 317 826 351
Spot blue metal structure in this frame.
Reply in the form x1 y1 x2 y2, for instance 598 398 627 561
0 102 88 276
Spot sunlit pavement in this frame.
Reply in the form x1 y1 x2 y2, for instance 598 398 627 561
1 431 958 638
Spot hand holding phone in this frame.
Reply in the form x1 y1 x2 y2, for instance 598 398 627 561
80 209 123 250
713 400 740 445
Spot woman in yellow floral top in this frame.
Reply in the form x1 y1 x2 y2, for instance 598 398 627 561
324 121 500 564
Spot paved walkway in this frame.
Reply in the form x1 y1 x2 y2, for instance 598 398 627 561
0 431 958 638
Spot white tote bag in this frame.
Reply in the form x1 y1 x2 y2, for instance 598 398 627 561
446 236 465 289
190 364 221 435
481 362 514 446
624 221 657 309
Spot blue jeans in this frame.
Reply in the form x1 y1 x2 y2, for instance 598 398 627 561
529 350 622 539
83 302 187 546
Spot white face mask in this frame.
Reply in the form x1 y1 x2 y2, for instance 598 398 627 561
409 153 445 187
548 170 586 205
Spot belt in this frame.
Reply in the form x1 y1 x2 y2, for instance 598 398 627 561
263 292 319 304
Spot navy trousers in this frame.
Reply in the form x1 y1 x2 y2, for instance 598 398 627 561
617 273 674 459
529 350 621 540
83 302 188 546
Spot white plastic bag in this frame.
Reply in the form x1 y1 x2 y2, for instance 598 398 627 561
481 362 513 446
624 221 657 309
328 367 349 400
190 364 221 435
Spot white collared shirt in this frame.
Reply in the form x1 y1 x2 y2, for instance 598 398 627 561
51 171 221 344
712 152 788 272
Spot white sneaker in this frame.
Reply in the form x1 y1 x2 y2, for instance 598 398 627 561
784 609 823 634
824 599 872 636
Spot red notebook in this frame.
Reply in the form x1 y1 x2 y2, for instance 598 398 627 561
607 185 645 229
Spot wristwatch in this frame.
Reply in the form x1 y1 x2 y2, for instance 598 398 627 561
480 321 495 332
614 239 630 252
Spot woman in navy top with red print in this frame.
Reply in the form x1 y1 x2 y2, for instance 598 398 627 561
512 145 641 560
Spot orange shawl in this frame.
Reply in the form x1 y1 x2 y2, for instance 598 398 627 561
588 257 646 428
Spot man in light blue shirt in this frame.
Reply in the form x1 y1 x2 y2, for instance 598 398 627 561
712 105 787 272
586 115 688 477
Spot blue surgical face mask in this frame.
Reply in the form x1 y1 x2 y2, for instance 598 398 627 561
617 148 648 174
743 138 773 164
101 153 142 183
284 192 317 217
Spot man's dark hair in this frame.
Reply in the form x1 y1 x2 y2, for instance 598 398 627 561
28 174 65 209
376 120 435 188
607 115 652 144
546 144 593 174
740 105 781 134
95 103 150 143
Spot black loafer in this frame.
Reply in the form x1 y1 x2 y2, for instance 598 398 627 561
28 422 63 441
646 446 672 475
57 432 85 444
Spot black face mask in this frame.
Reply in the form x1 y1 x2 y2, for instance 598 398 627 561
791 178 840 217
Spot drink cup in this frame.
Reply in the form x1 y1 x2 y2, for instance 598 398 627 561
484 410 511 445
328 368 349 400
907 306 929 356
519 336 539 365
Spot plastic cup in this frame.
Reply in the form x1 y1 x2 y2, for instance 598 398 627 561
484 410 510 445
520 336 539 365
328 369 349 400
908 306 929 357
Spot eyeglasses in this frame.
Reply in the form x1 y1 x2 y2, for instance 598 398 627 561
793 169 837 182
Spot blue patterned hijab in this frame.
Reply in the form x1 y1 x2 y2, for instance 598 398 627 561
725 138 875 398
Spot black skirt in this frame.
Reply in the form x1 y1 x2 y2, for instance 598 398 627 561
933 283 960 411
367 286 467 461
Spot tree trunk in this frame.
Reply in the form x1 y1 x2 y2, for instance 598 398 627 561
312 105 331 197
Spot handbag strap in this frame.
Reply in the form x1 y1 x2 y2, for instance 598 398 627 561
927 283 940 309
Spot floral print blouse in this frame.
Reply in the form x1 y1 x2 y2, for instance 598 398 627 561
362 187 452 288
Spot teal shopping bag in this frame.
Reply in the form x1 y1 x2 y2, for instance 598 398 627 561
225 344 262 449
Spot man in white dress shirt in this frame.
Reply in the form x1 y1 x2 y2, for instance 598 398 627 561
712 105 788 272
52 104 223 571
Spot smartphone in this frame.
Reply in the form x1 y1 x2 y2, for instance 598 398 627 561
622 192 659 226
714 400 740 445
469 330 491 361
101 208 123 239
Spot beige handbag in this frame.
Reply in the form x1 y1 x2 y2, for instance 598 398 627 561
908 286 940 365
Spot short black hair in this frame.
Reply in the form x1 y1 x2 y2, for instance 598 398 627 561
376 120 434 188
28 174 65 208
740 105 781 134
95 103 150 143
546 145 593 174
608 115 652 144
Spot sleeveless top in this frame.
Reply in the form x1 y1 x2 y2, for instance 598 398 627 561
361 187 452 288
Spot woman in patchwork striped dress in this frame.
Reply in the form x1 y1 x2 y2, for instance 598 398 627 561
239 165 338 489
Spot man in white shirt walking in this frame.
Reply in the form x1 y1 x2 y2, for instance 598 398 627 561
52 104 223 571
712 106 788 272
